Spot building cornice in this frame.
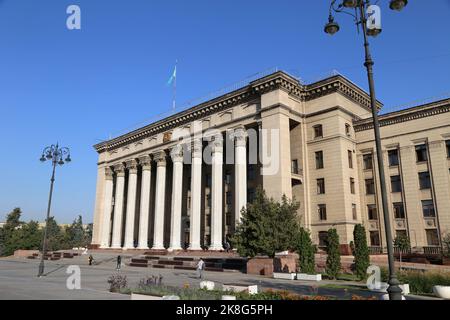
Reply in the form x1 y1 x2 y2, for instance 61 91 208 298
354 98 450 132
94 70 378 153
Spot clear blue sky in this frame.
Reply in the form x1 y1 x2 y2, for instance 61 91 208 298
0 0 449 224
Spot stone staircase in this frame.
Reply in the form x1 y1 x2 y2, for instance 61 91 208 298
129 254 247 273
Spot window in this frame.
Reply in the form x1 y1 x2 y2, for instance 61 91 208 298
319 231 328 247
415 144 428 162
187 177 192 190
419 172 431 190
204 234 211 246
248 165 256 180
350 178 355 194
206 194 211 208
422 200 435 217
345 123 351 136
206 215 211 227
363 154 373 170
370 231 381 246
365 179 375 195
368 205 377 220
291 159 299 174
390 175 402 193
317 178 325 194
446 140 450 158
396 230 407 239
426 229 440 246
318 204 327 221
206 173 211 187
225 212 232 226
226 192 232 205
315 151 324 169
388 149 399 166
187 196 191 209
393 202 405 219
247 188 256 203
313 125 323 138
352 204 357 220
225 171 232 185
348 150 353 169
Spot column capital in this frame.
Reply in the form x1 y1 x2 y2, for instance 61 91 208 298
191 139 203 158
105 167 114 180
231 127 248 147
154 150 167 167
126 159 139 174
139 155 152 171
170 144 184 162
114 163 126 177
211 135 223 153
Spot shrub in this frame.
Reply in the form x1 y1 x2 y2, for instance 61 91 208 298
380 267 450 295
325 229 341 279
295 228 316 274
353 224 370 280
107 274 128 292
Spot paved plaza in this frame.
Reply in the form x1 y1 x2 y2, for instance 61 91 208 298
0 253 437 300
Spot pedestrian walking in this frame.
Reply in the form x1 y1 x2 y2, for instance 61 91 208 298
88 254 93 266
116 255 122 271
196 258 205 279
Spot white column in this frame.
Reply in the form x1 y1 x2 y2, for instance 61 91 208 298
152 151 167 250
111 164 125 249
210 136 224 251
123 160 138 249
189 139 203 250
234 127 247 226
100 167 114 248
137 156 151 250
168 145 184 251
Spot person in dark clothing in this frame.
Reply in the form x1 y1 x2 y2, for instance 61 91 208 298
88 255 94 266
116 255 122 271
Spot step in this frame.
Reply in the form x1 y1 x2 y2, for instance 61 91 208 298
131 259 148 264
130 263 148 268
157 260 183 266
173 257 195 262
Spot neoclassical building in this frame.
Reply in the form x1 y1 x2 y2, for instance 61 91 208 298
91 70 450 253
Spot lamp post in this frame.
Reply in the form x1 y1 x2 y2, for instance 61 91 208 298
324 0 408 300
37 144 71 277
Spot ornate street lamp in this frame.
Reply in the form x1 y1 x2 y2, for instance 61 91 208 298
37 144 71 277
324 0 408 300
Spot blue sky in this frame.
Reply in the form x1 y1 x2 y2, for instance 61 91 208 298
0 0 449 224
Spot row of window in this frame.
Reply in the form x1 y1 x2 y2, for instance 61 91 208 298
367 199 435 221
363 171 432 195
319 228 440 247
312 123 352 139
363 140 450 171
317 203 358 221
316 177 356 194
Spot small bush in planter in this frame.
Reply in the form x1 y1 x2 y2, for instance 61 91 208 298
353 224 370 280
107 274 128 292
325 229 341 280
295 228 316 275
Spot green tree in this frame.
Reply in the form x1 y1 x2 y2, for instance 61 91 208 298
64 215 86 248
44 216 64 252
231 188 300 258
394 233 411 269
325 228 341 279
353 224 370 280
1 208 24 256
295 228 316 274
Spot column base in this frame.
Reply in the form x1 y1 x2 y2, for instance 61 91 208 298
208 245 224 251
137 246 149 250
151 245 166 250
122 246 136 250
99 245 110 249
167 247 182 252
110 246 123 250
188 244 202 251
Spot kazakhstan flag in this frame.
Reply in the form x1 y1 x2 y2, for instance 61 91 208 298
167 65 177 86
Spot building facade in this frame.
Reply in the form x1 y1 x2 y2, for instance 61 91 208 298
91 71 450 253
